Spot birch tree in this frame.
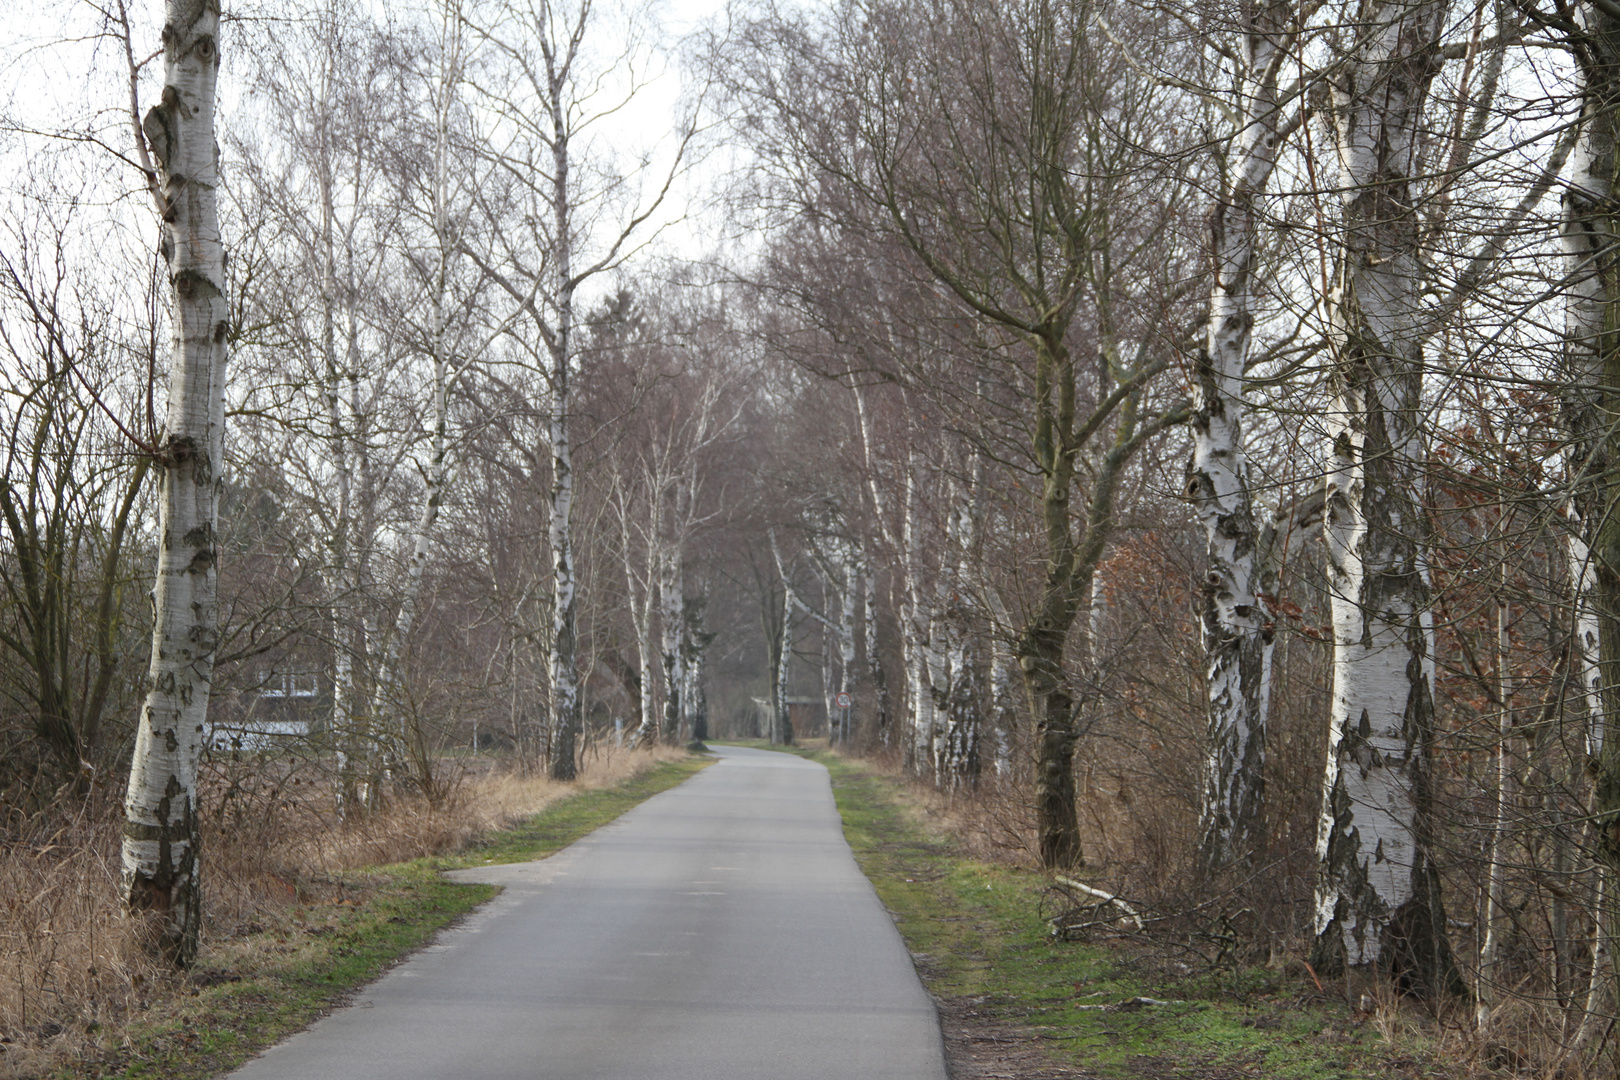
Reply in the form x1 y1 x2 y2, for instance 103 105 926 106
1559 0 1620 1027
230 0 420 808
1307 0 1464 992
464 0 692 779
1186 0 1307 871
121 0 226 967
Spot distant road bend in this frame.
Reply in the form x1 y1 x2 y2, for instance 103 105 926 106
228 745 950 1080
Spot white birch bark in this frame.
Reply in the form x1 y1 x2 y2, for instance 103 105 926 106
545 77 581 780
122 0 226 967
1190 5 1293 869
990 645 1015 777
681 594 710 742
659 547 684 743
463 0 686 780
1476 590 1513 1022
1559 8 1620 1039
310 43 360 813
1570 528 1605 758
820 597 837 739
617 491 660 746
1309 0 1459 992
861 547 890 743
836 549 857 744
368 353 451 766
775 583 794 744
853 390 896 744
854 386 928 763
548 362 579 778
898 448 938 777
941 469 983 787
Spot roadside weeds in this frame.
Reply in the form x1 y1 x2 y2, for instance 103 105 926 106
7 751 711 1080
756 743 1456 1080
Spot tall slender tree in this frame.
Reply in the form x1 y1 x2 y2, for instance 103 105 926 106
121 0 227 967
1307 0 1463 993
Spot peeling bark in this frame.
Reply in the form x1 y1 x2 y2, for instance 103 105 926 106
1561 0 1620 1026
1309 0 1462 993
1190 0 1294 871
122 0 226 968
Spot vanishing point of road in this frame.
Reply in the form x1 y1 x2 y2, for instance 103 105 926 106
227 745 950 1080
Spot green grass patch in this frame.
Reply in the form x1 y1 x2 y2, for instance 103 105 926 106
80 755 711 1080
765 745 1438 1080
441 756 714 869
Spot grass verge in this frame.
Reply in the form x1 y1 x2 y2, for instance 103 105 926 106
65 754 711 1080
758 744 1446 1080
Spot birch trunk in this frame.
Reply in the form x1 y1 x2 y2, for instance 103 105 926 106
836 551 857 744
368 352 450 765
1309 0 1461 992
659 549 684 745
942 473 983 787
861 549 891 745
547 103 580 781
990 645 1015 777
122 0 226 967
1477 592 1513 1022
900 450 938 776
775 585 794 745
682 596 710 743
820 606 837 741
1190 7 1290 870
313 63 360 813
621 522 659 746
1560 1 1620 1035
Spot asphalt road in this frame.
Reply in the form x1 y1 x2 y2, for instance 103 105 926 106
227 745 949 1080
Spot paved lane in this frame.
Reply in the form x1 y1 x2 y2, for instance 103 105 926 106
228 746 948 1080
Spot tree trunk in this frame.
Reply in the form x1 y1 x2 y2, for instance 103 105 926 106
775 584 794 745
682 595 711 743
660 549 684 744
1477 589 1514 1022
943 473 983 788
989 644 1015 777
616 491 659 746
1018 335 1085 869
1190 6 1289 871
900 451 937 776
1562 0 1620 1031
862 549 890 745
122 0 226 968
1309 0 1462 993
836 549 857 744
547 108 579 782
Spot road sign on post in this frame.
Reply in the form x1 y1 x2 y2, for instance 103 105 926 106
832 691 853 744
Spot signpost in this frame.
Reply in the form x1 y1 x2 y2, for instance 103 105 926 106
834 692 853 743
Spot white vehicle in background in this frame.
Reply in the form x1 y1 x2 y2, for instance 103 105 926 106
208 671 317 751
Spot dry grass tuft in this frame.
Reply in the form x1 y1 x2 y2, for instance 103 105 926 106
0 744 684 1079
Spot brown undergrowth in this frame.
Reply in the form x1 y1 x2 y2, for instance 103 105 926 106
812 741 1615 1080
0 742 687 1079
